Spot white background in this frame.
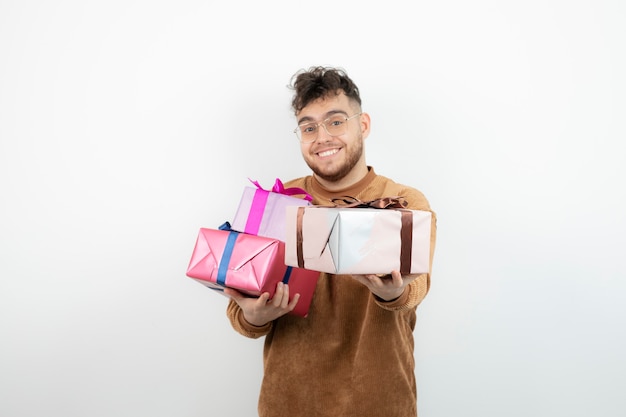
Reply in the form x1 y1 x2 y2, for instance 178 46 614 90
1 1 625 416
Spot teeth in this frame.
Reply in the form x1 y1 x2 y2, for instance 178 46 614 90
318 149 338 157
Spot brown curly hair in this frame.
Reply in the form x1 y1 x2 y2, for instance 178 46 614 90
289 66 362 115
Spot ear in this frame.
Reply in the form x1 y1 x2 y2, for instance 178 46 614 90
359 112 371 139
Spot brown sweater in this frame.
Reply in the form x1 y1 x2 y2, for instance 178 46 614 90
226 167 437 417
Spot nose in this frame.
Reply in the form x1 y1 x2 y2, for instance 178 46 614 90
314 123 333 143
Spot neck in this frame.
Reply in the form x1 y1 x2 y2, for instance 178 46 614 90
313 163 369 192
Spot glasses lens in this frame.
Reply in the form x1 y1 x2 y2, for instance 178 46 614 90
297 122 318 142
324 115 348 136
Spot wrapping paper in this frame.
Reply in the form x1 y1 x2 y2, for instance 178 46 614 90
186 226 318 317
231 178 312 241
284 204 432 275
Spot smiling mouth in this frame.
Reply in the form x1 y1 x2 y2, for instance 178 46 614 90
317 149 339 158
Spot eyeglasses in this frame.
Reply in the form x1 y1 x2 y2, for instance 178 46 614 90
294 113 362 143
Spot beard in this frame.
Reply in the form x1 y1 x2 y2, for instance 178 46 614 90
305 135 364 183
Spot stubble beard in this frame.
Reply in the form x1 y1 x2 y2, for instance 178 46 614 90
306 136 364 183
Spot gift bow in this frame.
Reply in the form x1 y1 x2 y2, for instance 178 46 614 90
330 196 408 209
249 178 313 201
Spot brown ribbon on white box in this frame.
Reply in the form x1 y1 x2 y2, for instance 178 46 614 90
295 196 413 274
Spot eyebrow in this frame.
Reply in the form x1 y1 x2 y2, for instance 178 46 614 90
297 109 349 125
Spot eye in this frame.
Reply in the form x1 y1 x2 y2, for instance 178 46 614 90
327 116 345 127
300 123 317 134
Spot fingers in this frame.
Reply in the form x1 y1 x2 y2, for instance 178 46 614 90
287 293 301 310
223 283 300 321
258 291 271 304
390 270 404 286
225 287 270 306
269 282 297 310
357 274 400 288
352 271 408 292
269 282 285 307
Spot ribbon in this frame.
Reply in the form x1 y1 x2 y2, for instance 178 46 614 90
296 207 305 269
282 266 293 284
217 220 294 289
295 196 414 275
244 190 269 235
329 196 408 209
249 178 313 201
218 221 233 231
245 178 313 235
217 230 239 286
398 212 413 274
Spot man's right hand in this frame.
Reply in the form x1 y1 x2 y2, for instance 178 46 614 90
224 282 300 326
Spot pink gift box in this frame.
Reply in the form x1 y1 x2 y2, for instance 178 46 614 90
231 178 312 241
284 203 432 275
186 226 319 317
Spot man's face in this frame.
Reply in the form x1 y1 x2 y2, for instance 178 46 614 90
296 93 369 184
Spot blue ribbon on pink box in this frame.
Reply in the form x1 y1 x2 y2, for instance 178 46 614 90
216 221 293 287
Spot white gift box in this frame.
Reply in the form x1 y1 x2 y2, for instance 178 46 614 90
284 205 432 275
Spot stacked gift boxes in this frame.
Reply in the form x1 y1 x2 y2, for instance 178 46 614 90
186 179 319 317
186 181 433 317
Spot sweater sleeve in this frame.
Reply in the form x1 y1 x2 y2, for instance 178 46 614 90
226 299 273 339
373 184 437 312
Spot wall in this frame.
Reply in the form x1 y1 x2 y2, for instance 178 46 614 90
1 1 625 416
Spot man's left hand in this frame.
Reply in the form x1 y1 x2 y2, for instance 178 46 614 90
352 270 417 301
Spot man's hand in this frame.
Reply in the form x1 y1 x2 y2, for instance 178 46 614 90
224 282 300 326
352 270 417 301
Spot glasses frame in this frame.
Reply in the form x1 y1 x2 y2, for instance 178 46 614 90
294 112 362 143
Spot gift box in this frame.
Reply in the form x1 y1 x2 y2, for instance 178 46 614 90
231 178 312 241
284 198 432 275
186 224 319 317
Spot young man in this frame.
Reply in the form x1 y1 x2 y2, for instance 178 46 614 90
224 66 437 417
